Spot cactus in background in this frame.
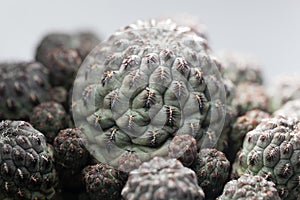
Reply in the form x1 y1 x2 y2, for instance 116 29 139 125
121 157 205 200
219 52 264 85
30 101 70 143
72 19 233 168
232 117 300 199
0 120 57 200
0 62 50 120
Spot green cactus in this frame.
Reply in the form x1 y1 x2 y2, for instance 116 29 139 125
72 19 234 168
0 62 50 120
121 156 205 200
232 117 300 199
0 120 57 200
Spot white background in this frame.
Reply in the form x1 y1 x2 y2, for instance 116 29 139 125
0 0 299 84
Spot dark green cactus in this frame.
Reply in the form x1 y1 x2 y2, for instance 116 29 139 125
0 120 57 200
191 148 230 200
0 62 50 120
30 101 70 143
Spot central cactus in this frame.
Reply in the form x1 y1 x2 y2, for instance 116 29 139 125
72 19 230 168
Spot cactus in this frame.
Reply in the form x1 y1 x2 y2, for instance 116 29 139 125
121 157 205 200
232 117 300 199
0 120 57 200
0 62 50 120
72 19 232 168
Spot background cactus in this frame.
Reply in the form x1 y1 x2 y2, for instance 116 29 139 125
0 62 50 120
72 19 232 168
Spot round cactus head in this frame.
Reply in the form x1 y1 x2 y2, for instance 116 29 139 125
72 19 230 170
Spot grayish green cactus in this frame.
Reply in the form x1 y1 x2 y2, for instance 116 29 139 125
232 117 300 199
72 19 232 168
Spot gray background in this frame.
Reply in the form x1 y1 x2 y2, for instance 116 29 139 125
0 0 299 84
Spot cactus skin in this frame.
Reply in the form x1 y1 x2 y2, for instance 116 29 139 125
30 102 70 143
168 134 197 166
232 117 300 199
82 163 126 200
0 62 50 120
118 151 142 173
232 83 268 115
72 19 232 167
217 174 280 200
227 109 270 162
0 120 57 200
191 148 230 200
121 157 205 200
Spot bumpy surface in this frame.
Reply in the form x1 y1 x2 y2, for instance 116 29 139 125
46 87 68 108
30 102 70 143
191 148 230 199
82 163 126 200
72 19 231 167
232 83 268 115
121 157 205 200
274 99 300 119
218 174 280 200
36 32 100 89
0 62 50 120
268 75 300 112
53 128 89 174
36 32 100 62
233 117 300 199
227 109 270 162
219 52 263 85
118 151 142 173
0 120 57 200
168 134 197 166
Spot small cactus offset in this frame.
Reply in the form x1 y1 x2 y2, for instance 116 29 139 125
232 117 300 199
0 62 50 120
121 157 205 200
217 174 280 200
168 134 198 166
0 120 57 200
191 148 230 199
